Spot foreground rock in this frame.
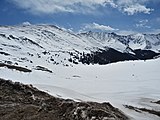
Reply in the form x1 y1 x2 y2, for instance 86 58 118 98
0 78 128 120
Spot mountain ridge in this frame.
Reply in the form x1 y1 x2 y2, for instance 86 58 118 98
0 24 160 119
0 24 160 67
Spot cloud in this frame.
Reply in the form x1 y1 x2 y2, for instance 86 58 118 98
116 0 153 15
136 19 151 28
9 0 154 15
123 4 153 15
9 0 108 15
82 23 118 31
116 30 138 35
104 0 117 8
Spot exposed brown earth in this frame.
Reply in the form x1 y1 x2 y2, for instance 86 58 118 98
0 63 31 72
0 78 128 120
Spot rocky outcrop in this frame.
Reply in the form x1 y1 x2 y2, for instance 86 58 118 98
0 78 128 120
0 63 31 72
124 105 160 118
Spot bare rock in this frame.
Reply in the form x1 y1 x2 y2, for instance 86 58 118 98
0 78 128 120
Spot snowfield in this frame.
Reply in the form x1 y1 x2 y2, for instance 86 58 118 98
0 25 160 119
0 58 160 119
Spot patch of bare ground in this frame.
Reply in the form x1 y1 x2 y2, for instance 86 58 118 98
0 63 31 72
0 78 128 120
124 105 160 117
154 100 160 105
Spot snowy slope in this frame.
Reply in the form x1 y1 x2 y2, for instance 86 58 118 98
0 25 98 68
0 58 160 119
0 25 160 119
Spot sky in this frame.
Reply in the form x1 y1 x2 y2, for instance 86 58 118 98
0 0 160 34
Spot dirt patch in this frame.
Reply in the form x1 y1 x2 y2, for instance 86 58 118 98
0 51 10 56
34 66 53 73
0 78 128 120
0 63 31 72
124 105 160 117
154 100 160 105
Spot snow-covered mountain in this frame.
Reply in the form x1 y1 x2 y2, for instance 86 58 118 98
0 24 160 119
0 24 160 68
0 25 93 67
78 31 160 53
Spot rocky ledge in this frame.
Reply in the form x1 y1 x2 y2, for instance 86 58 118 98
0 78 128 120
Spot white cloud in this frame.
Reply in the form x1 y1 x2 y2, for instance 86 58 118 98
123 4 153 15
104 0 117 8
115 0 153 15
10 0 108 15
9 0 154 15
136 19 151 28
83 23 118 31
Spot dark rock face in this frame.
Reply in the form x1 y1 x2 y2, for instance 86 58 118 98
154 100 160 105
0 78 128 120
0 51 10 56
0 63 32 72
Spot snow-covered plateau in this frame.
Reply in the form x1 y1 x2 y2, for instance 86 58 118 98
0 25 160 119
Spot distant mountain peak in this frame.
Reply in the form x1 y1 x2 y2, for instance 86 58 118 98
0 25 159 67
